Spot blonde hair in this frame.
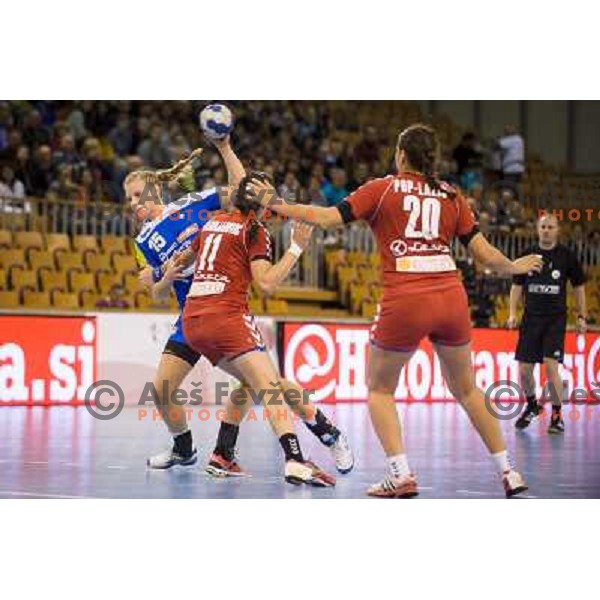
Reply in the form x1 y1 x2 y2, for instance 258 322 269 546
124 148 204 199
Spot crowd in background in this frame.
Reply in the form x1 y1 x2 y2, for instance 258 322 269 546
0 100 533 235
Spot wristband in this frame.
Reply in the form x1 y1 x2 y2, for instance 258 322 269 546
288 243 303 259
152 267 163 283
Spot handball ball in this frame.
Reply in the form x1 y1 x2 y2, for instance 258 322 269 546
199 104 234 140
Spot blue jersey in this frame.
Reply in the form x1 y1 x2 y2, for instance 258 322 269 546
134 188 221 309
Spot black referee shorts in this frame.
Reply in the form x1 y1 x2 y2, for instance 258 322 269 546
515 312 567 364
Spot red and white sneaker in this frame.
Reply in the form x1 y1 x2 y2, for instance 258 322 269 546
284 460 336 487
367 473 419 498
205 452 247 478
503 470 528 498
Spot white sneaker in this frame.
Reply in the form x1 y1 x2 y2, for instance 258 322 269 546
502 470 528 498
367 473 419 498
147 447 198 470
331 433 354 474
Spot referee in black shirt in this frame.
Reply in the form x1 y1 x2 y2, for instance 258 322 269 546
508 214 587 433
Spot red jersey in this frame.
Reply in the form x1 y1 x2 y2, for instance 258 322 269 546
338 173 477 291
185 211 273 315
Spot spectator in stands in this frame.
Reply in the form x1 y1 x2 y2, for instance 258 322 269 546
107 114 133 156
96 285 131 309
137 123 172 168
52 133 81 170
497 124 525 187
279 171 301 202
348 162 370 191
452 132 483 191
22 109 51 148
30 145 54 196
354 126 380 167
14 145 34 194
321 167 349 206
0 129 22 166
47 165 80 202
0 165 25 198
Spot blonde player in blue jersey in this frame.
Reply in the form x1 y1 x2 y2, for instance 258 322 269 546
124 138 245 468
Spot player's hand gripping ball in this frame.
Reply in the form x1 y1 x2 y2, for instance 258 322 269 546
199 104 234 140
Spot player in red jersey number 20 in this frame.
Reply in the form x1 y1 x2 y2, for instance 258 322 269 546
248 124 543 498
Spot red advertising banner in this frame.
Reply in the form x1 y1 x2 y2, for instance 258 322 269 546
281 322 600 403
0 316 97 405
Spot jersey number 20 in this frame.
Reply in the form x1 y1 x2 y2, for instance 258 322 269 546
404 196 441 240
198 233 223 271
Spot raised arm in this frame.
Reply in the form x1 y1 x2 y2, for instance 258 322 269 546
467 233 543 277
247 178 343 228
251 222 313 296
211 136 246 209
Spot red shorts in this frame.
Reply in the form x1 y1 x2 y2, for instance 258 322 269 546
371 279 471 352
182 310 266 366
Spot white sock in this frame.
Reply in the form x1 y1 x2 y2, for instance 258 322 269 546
491 450 511 475
387 454 410 478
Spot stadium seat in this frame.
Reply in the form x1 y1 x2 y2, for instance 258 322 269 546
265 298 289 315
22 290 51 309
56 251 84 272
349 284 370 314
85 252 112 272
135 291 152 309
40 271 68 293
248 297 265 315
0 230 12 249
52 290 80 310
0 268 6 290
0 289 19 308
113 254 137 274
29 249 56 273
100 235 127 255
0 249 27 272
14 231 44 252
69 271 96 294
80 290 102 310
72 235 98 254
122 272 141 294
11 269 38 292
361 300 378 319
46 233 70 255
97 271 118 294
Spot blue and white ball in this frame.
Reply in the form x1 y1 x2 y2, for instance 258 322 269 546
199 104 234 140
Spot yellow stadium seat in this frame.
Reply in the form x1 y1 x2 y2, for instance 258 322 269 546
46 233 70 255
100 235 127 255
349 284 370 315
14 231 44 252
56 251 84 272
0 230 12 249
135 291 152 309
69 271 96 294
23 290 51 309
0 268 6 290
72 235 98 254
52 290 80 310
0 249 27 271
29 249 55 272
122 272 142 294
361 300 378 319
0 289 19 307
11 269 38 292
85 252 112 272
97 271 119 294
113 254 137 274
40 271 68 292
248 297 265 315
265 298 289 315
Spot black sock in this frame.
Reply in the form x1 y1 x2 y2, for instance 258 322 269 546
279 433 304 463
173 430 193 457
304 408 340 447
214 422 239 461
526 395 537 409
